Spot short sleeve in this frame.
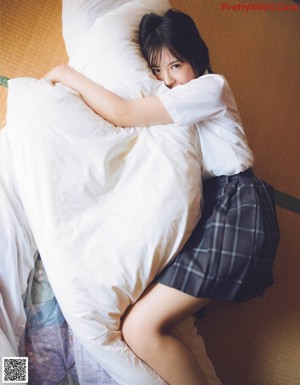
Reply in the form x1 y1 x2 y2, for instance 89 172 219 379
158 75 226 126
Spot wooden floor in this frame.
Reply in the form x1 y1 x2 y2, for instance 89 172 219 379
1 1 300 384
0 0 68 128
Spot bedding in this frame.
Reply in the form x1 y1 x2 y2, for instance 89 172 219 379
62 0 132 57
24 253 119 385
24 253 80 385
0 133 37 355
1 0 222 383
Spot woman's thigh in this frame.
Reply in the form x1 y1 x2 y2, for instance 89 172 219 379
122 283 210 334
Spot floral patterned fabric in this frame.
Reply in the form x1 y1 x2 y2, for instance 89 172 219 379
24 254 119 385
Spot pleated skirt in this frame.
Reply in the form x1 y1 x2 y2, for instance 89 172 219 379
156 169 280 302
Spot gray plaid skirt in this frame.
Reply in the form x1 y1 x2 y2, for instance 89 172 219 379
156 169 280 302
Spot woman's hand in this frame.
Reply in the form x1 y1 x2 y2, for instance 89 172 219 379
43 64 71 84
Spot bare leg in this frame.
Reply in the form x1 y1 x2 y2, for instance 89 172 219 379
122 283 211 385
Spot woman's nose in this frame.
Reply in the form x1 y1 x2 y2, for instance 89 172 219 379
163 72 175 88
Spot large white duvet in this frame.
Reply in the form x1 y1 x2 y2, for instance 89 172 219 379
1 0 222 384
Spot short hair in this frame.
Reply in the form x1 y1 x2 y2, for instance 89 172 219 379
139 9 212 77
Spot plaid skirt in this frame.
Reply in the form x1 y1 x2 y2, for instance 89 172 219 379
156 169 280 302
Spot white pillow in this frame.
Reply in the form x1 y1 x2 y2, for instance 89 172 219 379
68 0 169 98
62 0 132 57
5 0 206 383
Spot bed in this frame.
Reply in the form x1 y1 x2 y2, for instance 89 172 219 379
0 0 221 384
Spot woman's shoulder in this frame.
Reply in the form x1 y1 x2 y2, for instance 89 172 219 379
192 74 238 102
195 73 226 86
187 73 227 94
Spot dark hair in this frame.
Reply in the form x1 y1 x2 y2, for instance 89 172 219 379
139 9 212 77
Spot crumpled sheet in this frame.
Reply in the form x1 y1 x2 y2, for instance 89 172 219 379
3 76 206 385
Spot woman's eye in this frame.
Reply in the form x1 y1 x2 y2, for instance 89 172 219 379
172 63 181 70
152 68 160 75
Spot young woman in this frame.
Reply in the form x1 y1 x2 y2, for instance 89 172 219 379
45 9 279 385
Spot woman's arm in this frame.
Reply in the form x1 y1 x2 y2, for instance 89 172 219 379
44 65 173 127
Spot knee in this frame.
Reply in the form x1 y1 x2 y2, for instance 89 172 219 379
122 310 149 347
122 309 163 358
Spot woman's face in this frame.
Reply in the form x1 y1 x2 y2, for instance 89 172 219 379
150 48 196 89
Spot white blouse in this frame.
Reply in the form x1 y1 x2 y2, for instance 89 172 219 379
159 74 254 179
